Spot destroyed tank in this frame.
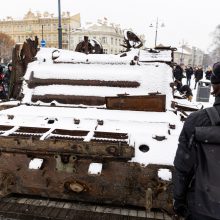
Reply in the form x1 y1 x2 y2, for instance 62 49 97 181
0 36 182 218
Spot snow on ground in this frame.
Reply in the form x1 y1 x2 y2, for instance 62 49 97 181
177 76 215 108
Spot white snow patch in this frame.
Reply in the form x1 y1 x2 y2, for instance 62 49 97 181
158 168 172 181
29 158 44 170
88 163 102 175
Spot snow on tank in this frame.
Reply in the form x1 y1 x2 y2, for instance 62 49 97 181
1 47 181 167
0 44 181 215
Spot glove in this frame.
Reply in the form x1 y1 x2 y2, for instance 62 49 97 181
173 199 190 218
187 95 193 102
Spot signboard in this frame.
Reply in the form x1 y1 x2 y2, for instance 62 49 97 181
41 39 46 47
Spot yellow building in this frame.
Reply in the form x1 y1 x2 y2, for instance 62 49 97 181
0 10 81 49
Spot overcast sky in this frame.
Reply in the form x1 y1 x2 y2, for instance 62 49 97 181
1 0 220 52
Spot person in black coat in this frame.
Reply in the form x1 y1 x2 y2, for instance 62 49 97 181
194 66 203 89
0 65 6 99
173 65 184 83
173 62 220 220
185 65 194 87
179 84 193 101
3 63 12 98
170 80 193 101
205 66 212 80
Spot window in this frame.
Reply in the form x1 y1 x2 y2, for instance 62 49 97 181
103 49 108 54
111 37 113 44
102 37 107 44
115 39 117 45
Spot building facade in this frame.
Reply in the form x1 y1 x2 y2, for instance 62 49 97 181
174 47 191 65
0 10 81 49
174 45 204 67
70 19 145 54
190 46 204 67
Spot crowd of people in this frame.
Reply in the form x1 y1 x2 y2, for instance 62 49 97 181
172 64 213 102
173 64 212 88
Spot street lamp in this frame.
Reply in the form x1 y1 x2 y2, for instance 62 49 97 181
180 39 187 64
149 17 165 48
41 25 44 41
58 0 62 49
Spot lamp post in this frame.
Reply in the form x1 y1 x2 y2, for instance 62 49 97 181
149 17 165 48
41 25 44 41
180 39 187 64
58 0 62 49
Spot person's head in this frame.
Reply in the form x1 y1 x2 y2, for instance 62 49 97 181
207 66 212 71
8 63 12 71
211 62 220 96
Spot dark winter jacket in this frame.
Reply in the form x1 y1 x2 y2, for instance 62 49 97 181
194 68 203 82
205 70 212 80
179 85 193 97
173 96 220 218
0 72 4 84
173 65 183 82
185 67 194 79
3 69 11 84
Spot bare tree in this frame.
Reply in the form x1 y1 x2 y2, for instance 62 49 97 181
0 32 15 64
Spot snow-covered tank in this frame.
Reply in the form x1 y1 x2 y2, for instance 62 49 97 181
0 41 182 217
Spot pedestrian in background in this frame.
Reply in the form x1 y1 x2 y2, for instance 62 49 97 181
0 65 6 99
170 80 193 101
173 65 184 83
3 63 12 98
194 66 203 89
173 62 220 220
185 65 194 87
205 66 212 80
